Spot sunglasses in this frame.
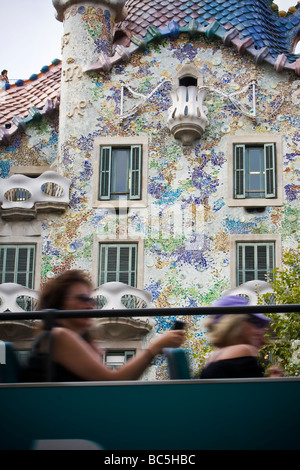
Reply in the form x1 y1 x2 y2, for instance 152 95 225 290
245 316 266 329
68 294 97 305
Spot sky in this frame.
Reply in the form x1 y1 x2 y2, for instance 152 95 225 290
0 0 298 82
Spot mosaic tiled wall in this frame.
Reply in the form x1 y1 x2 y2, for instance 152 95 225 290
1 28 299 373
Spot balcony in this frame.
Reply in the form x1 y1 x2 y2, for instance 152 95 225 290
167 66 209 146
0 171 71 220
0 282 154 344
167 85 209 146
93 282 154 341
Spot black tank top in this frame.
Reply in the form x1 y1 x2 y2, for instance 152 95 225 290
200 356 264 379
22 326 90 382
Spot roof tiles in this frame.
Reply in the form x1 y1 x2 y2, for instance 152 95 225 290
0 62 61 144
119 0 300 62
1 1 300 145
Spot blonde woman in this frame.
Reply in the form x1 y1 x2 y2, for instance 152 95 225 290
200 296 270 379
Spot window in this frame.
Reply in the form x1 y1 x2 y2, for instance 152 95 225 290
99 243 137 286
93 136 148 209
99 145 142 200
227 135 283 207
234 144 276 199
236 242 275 285
105 350 135 369
0 245 36 310
0 245 35 286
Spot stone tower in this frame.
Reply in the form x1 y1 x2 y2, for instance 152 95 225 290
52 0 127 169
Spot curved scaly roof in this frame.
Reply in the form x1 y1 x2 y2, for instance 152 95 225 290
1 0 299 145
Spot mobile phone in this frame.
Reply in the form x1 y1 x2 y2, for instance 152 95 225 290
172 320 185 330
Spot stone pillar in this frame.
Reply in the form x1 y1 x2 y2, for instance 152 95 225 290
52 0 126 169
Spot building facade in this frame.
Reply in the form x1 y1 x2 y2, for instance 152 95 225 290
0 0 299 376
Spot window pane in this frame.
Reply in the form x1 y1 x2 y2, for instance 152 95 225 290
6 248 16 273
111 148 130 198
105 350 136 369
257 245 267 270
107 247 117 272
99 244 137 288
237 242 275 286
119 247 130 271
244 245 254 269
246 147 265 198
0 245 35 307
245 271 254 282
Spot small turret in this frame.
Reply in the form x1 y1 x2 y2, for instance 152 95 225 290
51 0 127 169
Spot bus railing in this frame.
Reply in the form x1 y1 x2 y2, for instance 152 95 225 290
0 302 299 321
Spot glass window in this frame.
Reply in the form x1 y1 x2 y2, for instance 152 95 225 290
0 245 35 287
0 245 36 310
237 242 275 285
99 145 142 200
98 243 138 308
105 350 135 369
99 243 137 286
234 144 276 199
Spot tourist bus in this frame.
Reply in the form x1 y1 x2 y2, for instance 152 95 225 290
0 304 299 450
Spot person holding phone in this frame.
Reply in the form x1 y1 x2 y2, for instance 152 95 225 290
23 270 185 382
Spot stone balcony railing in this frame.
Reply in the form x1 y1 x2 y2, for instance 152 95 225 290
0 171 71 220
0 283 39 313
0 282 154 341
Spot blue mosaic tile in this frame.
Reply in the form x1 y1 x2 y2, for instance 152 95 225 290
120 0 300 61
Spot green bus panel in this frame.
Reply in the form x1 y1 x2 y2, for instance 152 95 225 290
0 379 299 450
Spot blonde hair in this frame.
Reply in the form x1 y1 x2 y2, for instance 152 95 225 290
205 314 250 348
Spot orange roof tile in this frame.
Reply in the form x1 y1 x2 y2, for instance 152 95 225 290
0 62 61 135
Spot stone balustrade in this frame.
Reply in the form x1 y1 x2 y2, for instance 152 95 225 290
0 283 39 313
0 171 71 219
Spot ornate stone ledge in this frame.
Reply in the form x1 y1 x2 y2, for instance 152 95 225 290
93 316 153 341
0 283 39 313
0 171 71 220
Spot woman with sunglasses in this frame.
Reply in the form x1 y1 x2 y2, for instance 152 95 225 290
199 295 282 379
24 270 185 382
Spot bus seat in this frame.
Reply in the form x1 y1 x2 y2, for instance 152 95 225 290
0 342 22 383
163 348 191 379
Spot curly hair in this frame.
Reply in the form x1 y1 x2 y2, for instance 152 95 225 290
37 270 93 311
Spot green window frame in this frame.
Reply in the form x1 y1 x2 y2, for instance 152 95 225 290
237 242 275 285
234 144 276 199
99 243 138 287
0 244 36 310
99 145 142 200
0 245 35 287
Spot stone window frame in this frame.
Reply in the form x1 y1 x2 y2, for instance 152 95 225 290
0 233 42 291
227 134 283 207
230 233 282 288
92 235 145 290
93 136 149 209
9 166 51 177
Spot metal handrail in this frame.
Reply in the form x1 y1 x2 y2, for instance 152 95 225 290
0 303 299 321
